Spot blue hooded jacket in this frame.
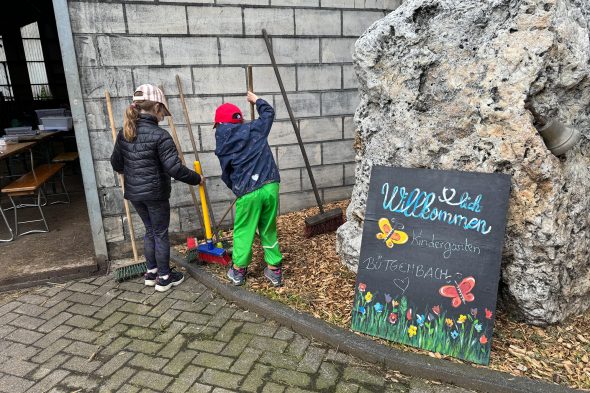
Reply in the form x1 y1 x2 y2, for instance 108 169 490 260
214 98 280 197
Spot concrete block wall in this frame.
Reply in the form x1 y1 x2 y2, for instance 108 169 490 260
68 0 402 249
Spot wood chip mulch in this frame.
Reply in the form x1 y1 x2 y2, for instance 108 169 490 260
176 199 590 391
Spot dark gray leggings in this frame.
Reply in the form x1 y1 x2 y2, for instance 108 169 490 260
131 199 171 277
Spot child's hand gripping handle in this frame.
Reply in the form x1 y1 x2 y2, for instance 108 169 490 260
193 161 213 242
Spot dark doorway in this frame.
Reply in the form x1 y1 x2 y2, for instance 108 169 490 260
0 0 96 290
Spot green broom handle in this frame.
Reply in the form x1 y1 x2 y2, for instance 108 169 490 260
262 29 325 214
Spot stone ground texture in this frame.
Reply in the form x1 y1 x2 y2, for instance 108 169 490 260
0 275 472 393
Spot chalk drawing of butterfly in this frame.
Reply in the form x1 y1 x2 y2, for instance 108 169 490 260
376 218 408 248
439 276 476 308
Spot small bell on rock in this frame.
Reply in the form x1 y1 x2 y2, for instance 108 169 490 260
539 119 582 157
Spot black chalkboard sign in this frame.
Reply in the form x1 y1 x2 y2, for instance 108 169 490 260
351 166 511 365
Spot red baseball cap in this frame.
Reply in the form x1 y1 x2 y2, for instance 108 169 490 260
214 103 243 128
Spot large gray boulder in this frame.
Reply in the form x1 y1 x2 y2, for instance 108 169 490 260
337 0 590 325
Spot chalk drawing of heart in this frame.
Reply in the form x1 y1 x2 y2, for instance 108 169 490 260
251 174 259 181
393 277 409 293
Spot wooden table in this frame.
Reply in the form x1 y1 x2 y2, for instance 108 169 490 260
0 142 36 160
17 131 60 142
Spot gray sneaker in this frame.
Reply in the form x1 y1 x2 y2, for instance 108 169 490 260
264 266 282 287
227 266 247 286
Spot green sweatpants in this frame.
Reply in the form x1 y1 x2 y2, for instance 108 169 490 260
232 182 282 268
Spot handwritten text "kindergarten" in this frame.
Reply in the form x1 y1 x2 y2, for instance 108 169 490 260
382 184 492 235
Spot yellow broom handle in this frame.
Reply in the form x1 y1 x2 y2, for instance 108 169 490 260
193 161 213 241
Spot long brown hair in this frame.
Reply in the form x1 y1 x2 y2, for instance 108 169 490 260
123 95 159 142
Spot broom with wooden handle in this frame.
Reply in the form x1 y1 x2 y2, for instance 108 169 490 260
157 86 207 262
248 65 255 121
105 90 146 282
262 29 344 237
212 66 255 238
158 85 206 234
175 75 220 240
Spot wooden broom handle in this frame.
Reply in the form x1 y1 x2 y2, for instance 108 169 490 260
105 90 139 262
262 29 324 213
159 85 206 234
247 65 255 120
176 74 219 237
166 115 206 233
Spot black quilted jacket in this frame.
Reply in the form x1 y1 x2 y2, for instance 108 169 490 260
110 114 200 201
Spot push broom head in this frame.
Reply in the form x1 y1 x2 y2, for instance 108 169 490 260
197 243 231 265
114 261 147 282
304 208 344 237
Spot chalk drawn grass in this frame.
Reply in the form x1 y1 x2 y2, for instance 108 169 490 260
351 284 493 365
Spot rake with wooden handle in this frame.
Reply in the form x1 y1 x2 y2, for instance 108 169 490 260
105 90 147 281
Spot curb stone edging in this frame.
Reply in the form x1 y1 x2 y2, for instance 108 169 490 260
171 250 579 393
0 257 104 293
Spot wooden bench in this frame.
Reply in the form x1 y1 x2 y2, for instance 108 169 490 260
1 163 65 196
1 163 66 237
52 151 79 177
52 152 79 163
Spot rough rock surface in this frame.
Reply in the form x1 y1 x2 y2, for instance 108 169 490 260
337 0 590 325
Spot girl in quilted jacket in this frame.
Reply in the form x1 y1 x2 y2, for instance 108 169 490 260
111 84 202 292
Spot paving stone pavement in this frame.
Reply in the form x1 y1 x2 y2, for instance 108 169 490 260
0 275 474 393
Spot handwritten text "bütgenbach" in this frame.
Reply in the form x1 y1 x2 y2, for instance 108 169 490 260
363 256 452 282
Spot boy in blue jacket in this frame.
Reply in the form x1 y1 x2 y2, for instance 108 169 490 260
214 92 283 286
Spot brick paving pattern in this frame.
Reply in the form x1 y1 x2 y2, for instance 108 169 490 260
0 276 471 392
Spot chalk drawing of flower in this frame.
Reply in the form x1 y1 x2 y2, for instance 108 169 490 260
416 314 425 326
385 293 392 304
374 303 384 313
406 308 413 321
471 308 478 318
365 292 373 302
451 330 459 339
457 315 467 324
408 325 417 337
358 306 366 315
445 318 454 328
388 313 398 324
485 308 493 319
480 335 488 345
432 305 440 316
474 323 482 333
358 283 367 292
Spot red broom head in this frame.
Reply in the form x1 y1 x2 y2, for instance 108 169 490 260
198 251 231 266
